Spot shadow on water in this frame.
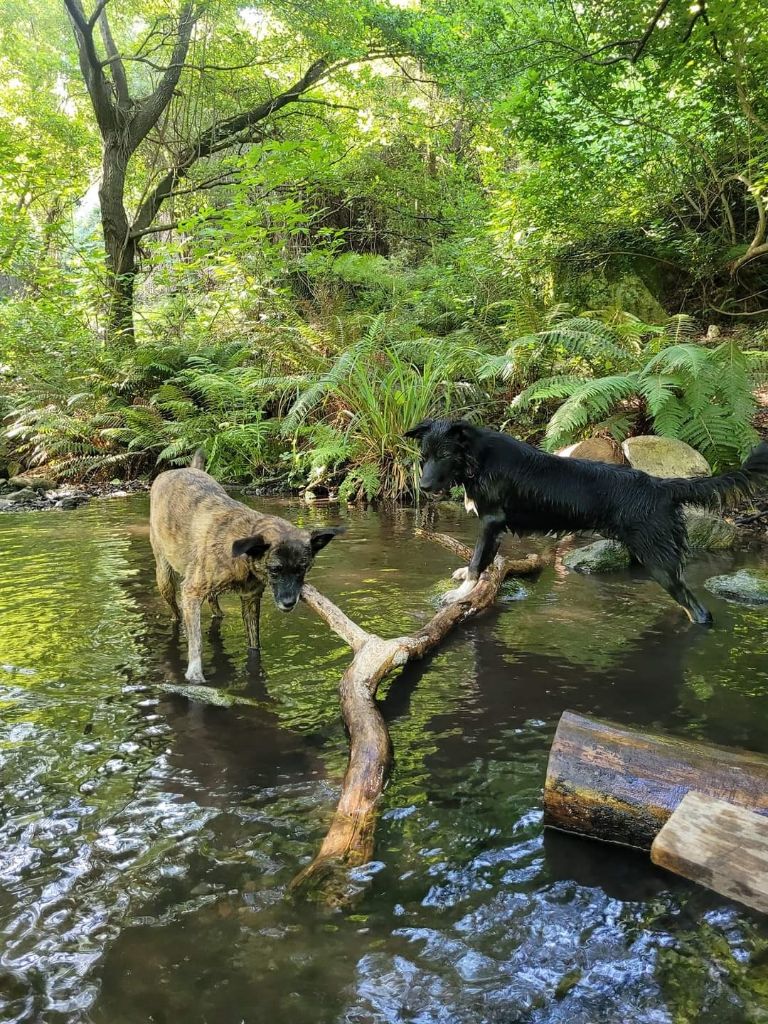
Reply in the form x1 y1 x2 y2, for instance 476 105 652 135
0 496 767 1023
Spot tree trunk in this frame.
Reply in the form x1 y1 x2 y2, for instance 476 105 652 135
100 141 135 344
543 710 768 850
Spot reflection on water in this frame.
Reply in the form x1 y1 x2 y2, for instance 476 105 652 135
0 496 767 1023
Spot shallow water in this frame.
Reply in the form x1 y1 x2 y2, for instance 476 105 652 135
1 495 768 1024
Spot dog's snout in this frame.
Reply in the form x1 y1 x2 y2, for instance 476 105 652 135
420 479 438 493
278 598 298 612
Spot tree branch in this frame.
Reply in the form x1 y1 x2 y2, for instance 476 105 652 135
130 58 331 237
100 53 281 74
129 3 197 150
129 220 182 238
630 0 671 63
728 176 768 275
291 531 546 903
97 3 129 109
63 0 116 134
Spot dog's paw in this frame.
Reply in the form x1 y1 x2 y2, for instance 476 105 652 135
451 566 469 581
185 668 206 685
441 578 478 605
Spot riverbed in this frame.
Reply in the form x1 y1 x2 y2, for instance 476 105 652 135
1 495 767 1023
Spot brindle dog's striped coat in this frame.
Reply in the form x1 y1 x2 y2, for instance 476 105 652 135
150 452 342 683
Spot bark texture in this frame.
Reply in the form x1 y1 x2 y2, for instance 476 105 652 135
544 710 768 850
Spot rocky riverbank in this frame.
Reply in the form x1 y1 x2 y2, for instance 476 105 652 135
0 475 149 512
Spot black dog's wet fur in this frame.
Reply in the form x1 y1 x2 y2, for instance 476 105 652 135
406 419 768 625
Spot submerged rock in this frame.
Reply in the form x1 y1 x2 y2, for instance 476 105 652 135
55 495 89 510
704 570 768 605
621 435 711 479
159 683 262 707
562 540 631 574
563 511 737 575
557 437 626 465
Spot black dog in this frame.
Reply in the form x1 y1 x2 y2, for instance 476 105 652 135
405 419 768 624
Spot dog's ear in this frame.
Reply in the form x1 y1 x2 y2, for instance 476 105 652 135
310 526 345 554
404 419 434 441
446 420 474 446
232 535 271 560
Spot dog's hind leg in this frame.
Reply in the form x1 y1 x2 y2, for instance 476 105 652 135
155 556 180 621
241 588 262 650
624 515 713 626
208 594 224 620
180 582 206 683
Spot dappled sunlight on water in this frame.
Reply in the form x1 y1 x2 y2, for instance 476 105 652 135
0 496 767 1022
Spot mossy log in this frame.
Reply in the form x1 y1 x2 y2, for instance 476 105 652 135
290 531 544 901
543 711 768 850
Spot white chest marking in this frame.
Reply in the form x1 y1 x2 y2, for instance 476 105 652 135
463 489 478 516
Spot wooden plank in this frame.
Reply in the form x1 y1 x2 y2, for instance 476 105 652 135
651 791 768 914
543 710 768 849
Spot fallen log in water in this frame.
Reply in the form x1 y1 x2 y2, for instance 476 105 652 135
651 790 768 914
290 531 544 901
543 710 768 850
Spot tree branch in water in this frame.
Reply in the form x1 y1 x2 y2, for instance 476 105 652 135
291 530 545 903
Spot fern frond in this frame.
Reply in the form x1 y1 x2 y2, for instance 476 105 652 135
511 374 590 411
542 373 639 448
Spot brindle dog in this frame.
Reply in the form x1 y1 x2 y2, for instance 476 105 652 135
149 452 343 683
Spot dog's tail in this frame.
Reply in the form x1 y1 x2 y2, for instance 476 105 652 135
190 449 206 471
664 440 768 507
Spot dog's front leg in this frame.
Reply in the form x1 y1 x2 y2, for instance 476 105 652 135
181 584 206 683
241 588 263 650
442 514 506 605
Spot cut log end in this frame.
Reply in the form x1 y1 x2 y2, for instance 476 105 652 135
651 791 768 915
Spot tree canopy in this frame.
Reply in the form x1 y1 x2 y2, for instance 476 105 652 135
1 0 766 493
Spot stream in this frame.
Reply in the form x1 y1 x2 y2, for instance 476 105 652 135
1 495 767 1023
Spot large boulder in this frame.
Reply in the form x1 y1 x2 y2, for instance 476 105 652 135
621 436 711 479
3 487 39 504
557 437 627 465
622 437 739 549
704 570 768 605
562 539 632 574
684 508 739 551
8 474 56 492
556 270 667 324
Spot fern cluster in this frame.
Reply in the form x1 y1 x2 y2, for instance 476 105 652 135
3 296 764 496
506 313 763 470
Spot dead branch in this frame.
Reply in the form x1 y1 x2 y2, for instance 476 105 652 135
290 530 545 903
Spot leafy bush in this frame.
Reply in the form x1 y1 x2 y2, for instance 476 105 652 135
6 339 277 481
272 315 496 500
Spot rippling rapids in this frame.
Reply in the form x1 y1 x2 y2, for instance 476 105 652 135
1 495 767 1023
